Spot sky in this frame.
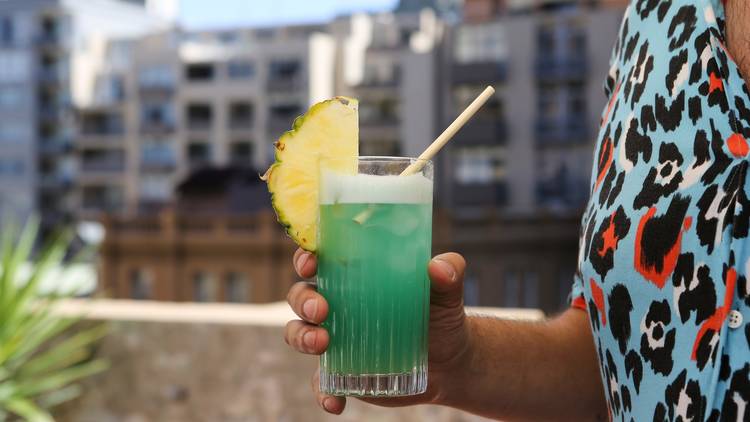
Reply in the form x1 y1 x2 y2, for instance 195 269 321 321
179 0 400 30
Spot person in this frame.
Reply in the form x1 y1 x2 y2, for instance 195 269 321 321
284 0 750 419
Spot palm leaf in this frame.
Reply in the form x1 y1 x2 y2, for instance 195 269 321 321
5 397 53 422
0 219 108 416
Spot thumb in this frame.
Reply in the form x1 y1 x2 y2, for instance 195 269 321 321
427 252 466 309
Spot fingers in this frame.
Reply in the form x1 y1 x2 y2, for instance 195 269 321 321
286 281 328 324
427 252 466 309
312 369 346 414
293 248 317 278
284 320 330 355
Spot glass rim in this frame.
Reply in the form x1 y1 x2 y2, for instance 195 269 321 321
356 156 432 165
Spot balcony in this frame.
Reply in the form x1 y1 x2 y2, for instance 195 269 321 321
39 136 73 156
140 152 176 172
452 61 508 85
452 181 509 209
535 117 589 146
451 119 507 146
140 119 176 134
80 159 125 173
38 104 62 122
186 119 212 131
35 33 66 49
535 56 588 82
39 171 74 190
266 77 303 93
536 177 589 210
38 68 65 85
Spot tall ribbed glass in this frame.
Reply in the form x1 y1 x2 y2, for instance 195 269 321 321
317 157 432 397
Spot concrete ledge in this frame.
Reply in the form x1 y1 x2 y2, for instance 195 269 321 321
54 299 545 325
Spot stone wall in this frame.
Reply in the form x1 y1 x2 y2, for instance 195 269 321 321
53 300 543 422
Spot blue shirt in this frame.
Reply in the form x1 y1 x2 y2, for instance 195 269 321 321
571 0 750 419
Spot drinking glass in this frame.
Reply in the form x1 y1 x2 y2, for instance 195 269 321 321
317 156 433 396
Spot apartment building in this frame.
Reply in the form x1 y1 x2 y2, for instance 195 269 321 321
176 25 335 176
328 10 445 159
441 2 623 214
73 24 338 218
0 0 74 232
436 1 625 310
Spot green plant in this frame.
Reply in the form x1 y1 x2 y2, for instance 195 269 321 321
0 219 108 422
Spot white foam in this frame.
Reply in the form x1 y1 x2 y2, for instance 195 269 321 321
319 172 433 205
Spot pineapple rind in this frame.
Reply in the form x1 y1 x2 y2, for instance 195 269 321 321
265 97 358 251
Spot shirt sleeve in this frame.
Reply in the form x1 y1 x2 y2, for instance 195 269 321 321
570 271 587 311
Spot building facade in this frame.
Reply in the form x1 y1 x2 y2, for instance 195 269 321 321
84 1 629 312
0 0 74 232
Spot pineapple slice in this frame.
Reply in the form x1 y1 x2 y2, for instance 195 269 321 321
262 97 358 251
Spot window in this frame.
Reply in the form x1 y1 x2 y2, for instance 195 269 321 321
230 141 253 164
559 267 576 310
455 146 505 185
269 59 300 80
523 271 540 308
0 87 23 109
503 270 520 308
228 60 254 79
0 159 25 177
142 103 175 129
139 65 176 89
454 22 507 64
0 52 30 83
225 272 249 303
0 124 27 143
1 17 13 45
360 139 400 156
139 175 171 201
464 273 480 306
186 103 212 129
454 86 503 118
218 31 238 44
130 269 153 300
187 142 211 165
269 104 302 120
228 102 253 128
192 272 216 302
185 63 214 81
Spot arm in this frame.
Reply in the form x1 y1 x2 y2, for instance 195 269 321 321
444 310 607 421
285 249 606 420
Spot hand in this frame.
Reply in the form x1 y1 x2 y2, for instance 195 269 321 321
284 247 470 415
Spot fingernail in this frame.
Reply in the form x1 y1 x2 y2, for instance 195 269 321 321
296 253 310 272
303 299 318 320
322 397 335 413
303 330 316 351
434 258 456 282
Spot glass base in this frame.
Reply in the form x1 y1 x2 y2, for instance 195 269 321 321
320 369 427 397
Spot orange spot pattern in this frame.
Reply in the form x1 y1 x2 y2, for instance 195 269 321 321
727 133 749 158
634 208 692 289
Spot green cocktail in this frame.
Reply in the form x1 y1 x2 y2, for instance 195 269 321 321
317 157 433 397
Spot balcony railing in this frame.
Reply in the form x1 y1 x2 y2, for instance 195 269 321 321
140 120 176 134
229 118 253 130
266 77 303 92
38 68 65 84
535 56 588 82
535 117 589 146
452 61 508 85
81 160 125 173
452 182 509 208
39 136 73 155
140 154 176 172
186 119 212 131
451 119 507 145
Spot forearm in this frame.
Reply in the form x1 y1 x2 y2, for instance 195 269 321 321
442 309 607 421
